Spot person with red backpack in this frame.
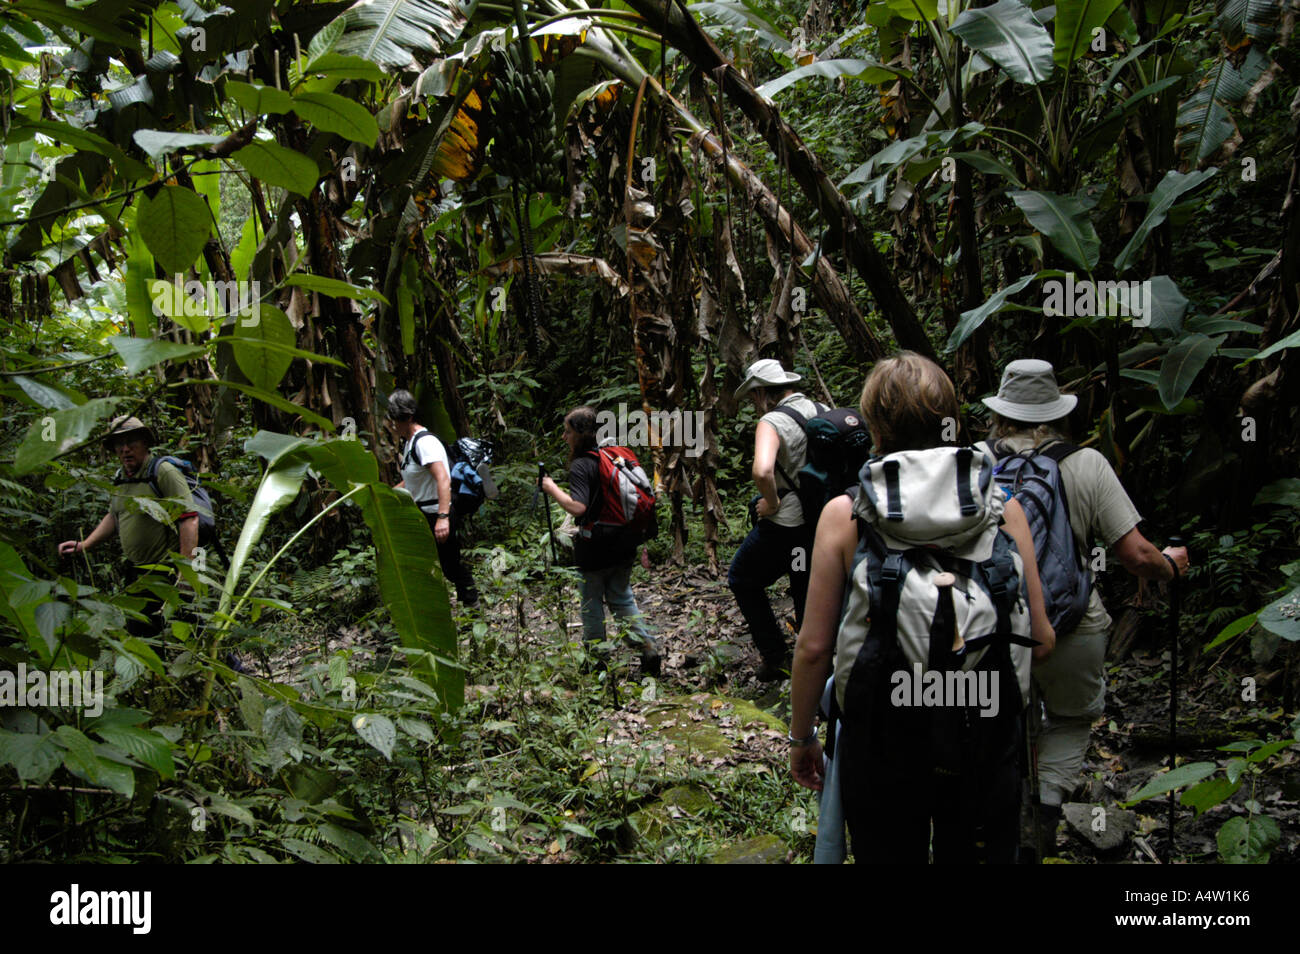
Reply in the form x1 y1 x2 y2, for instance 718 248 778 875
540 406 661 676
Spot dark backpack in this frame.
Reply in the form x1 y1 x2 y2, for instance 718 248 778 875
122 455 219 552
405 431 497 519
771 404 872 527
447 436 497 518
585 445 657 543
988 441 1092 635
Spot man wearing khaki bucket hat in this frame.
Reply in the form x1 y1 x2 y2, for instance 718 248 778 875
729 358 825 681
58 415 198 637
981 359 1190 859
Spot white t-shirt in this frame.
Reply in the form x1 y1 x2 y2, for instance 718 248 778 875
402 430 449 514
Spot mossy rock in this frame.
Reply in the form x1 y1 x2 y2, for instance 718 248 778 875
627 784 713 844
706 834 788 864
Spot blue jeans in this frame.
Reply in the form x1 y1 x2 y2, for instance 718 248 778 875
727 519 813 662
580 562 657 653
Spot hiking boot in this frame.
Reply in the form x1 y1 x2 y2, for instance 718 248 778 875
224 651 249 675
756 654 791 682
640 644 661 678
1036 803 1063 860
458 585 479 608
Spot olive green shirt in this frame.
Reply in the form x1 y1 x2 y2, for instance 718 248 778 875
761 393 821 527
109 454 195 566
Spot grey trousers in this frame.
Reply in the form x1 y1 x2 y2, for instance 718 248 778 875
1031 625 1108 806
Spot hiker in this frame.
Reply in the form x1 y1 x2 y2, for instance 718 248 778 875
57 415 198 638
729 358 823 681
387 390 479 607
979 358 1190 856
539 406 661 676
788 353 1056 863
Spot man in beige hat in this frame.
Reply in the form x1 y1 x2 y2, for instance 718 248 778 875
58 415 198 637
981 359 1189 859
729 358 825 681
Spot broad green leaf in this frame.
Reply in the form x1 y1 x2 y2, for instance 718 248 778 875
884 0 940 21
14 0 135 46
232 141 321 197
1176 49 1268 164
948 150 1026 186
11 375 81 410
292 92 379 146
124 211 158 337
398 255 418 356
133 130 226 160
1236 326 1300 366
354 482 461 709
690 1 789 47
307 17 346 63
211 335 348 369
0 728 62 784
109 335 207 375
13 398 121 474
137 186 213 275
282 837 341 864
298 52 386 86
950 0 1055 84
1122 761 1217 805
285 273 389 304
1246 739 1297 762
1181 775 1241 815
1257 587 1300 641
1185 314 1263 335
1054 0 1123 67
317 822 384 863
1114 168 1218 274
119 637 166 676
352 712 396 759
230 211 262 285
1255 478 1300 508
217 456 312 618
945 273 1038 352
1157 333 1219 409
290 438 380 488
225 81 294 116
1145 275 1188 333
245 430 315 468
332 0 470 70
231 304 295 391
262 703 303 772
756 58 902 99
54 725 134 797
0 544 46 659
93 726 176 778
1009 190 1100 270
1217 814 1280 864
1204 611 1257 651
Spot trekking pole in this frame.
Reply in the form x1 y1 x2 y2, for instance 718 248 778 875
537 463 558 567
1166 534 1184 863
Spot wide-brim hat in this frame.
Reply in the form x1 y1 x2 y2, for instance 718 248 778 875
102 415 155 447
734 358 802 399
981 359 1078 423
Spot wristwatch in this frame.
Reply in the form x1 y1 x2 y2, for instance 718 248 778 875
436 513 450 521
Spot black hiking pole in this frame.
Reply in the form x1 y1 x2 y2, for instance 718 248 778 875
1166 534 1184 863
537 463 558 567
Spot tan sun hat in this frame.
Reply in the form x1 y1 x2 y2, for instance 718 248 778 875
102 415 155 447
981 359 1078 423
734 358 802 400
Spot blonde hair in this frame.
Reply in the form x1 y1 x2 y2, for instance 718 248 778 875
859 352 960 454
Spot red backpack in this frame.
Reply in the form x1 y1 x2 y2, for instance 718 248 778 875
586 446 658 541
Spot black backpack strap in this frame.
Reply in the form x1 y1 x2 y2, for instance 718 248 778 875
766 406 809 491
404 429 431 469
1037 441 1081 464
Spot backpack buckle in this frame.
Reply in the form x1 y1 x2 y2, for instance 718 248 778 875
881 552 903 583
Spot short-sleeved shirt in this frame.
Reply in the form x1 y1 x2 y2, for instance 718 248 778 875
401 430 449 514
110 454 196 566
570 453 637 570
760 393 822 527
985 436 1142 635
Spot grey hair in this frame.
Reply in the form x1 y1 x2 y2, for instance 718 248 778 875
987 412 1069 445
387 389 419 421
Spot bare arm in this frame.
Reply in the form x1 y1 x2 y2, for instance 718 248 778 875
540 475 587 518
1114 527 1189 581
177 515 198 561
59 512 116 556
789 495 857 791
752 420 780 514
1003 499 1056 660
